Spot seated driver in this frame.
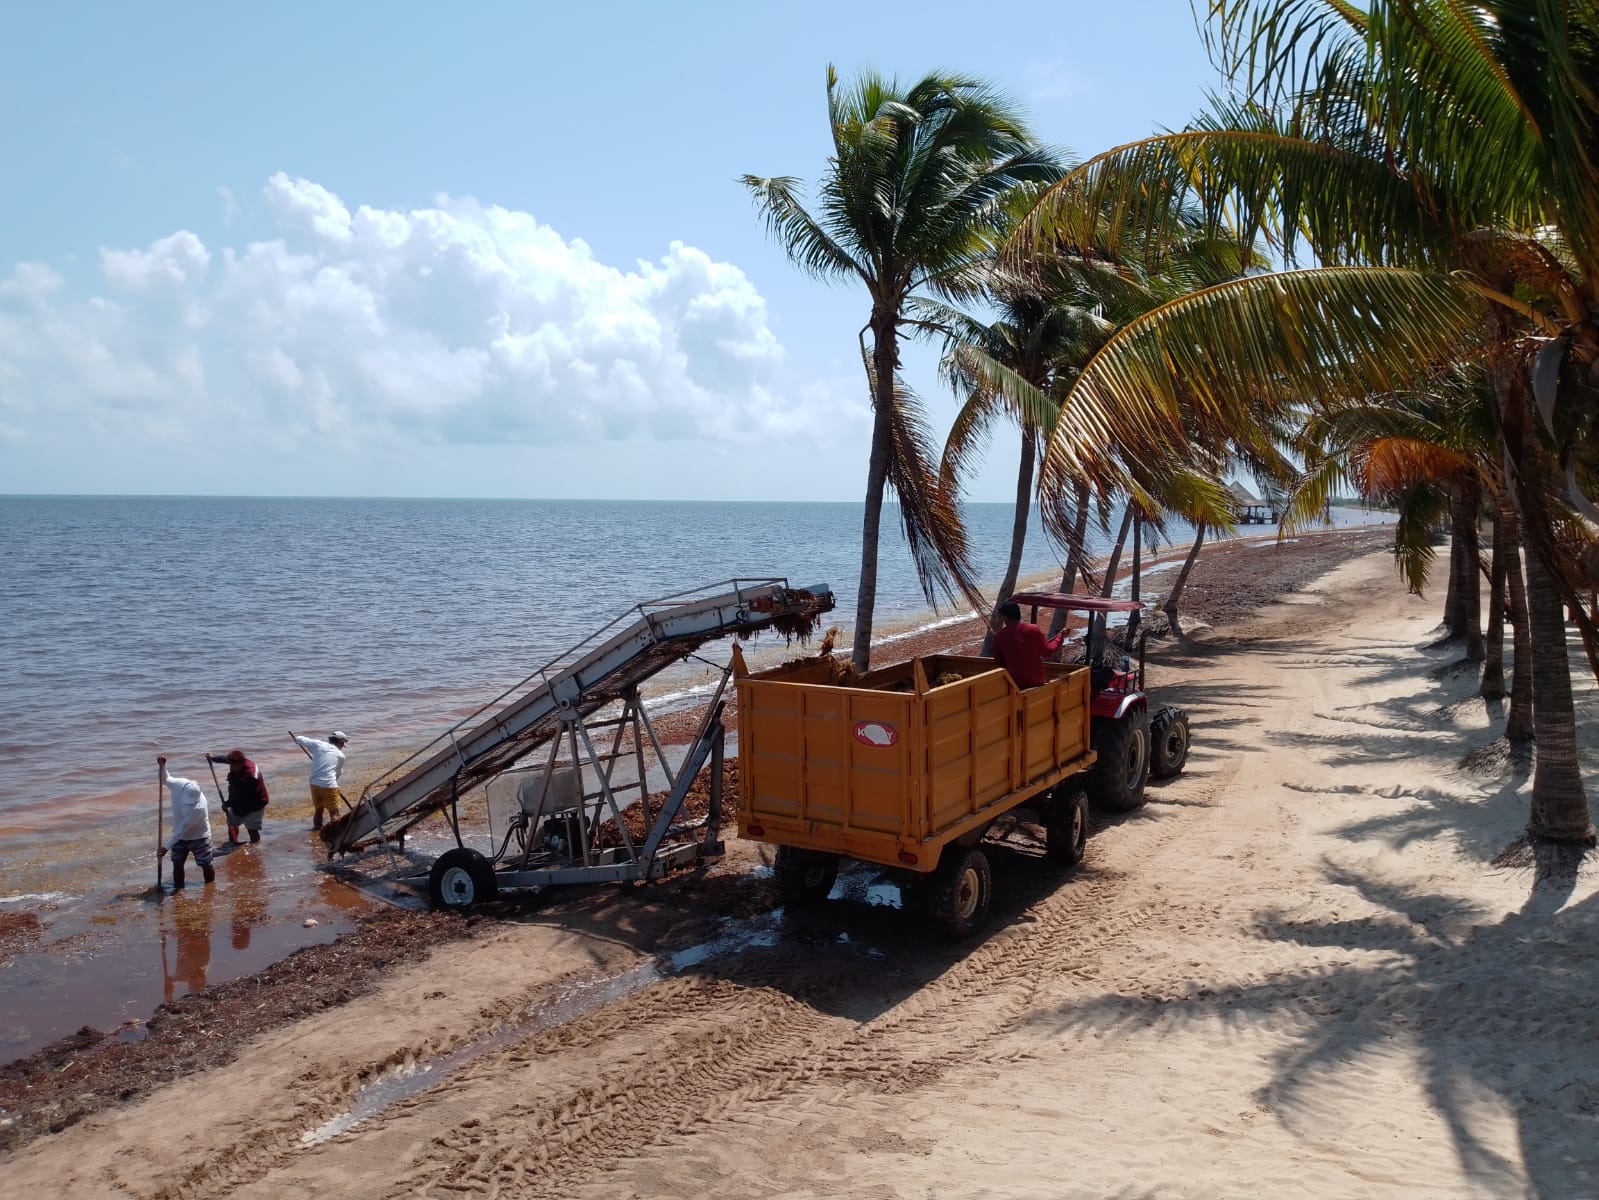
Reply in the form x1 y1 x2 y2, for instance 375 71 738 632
990 600 1066 688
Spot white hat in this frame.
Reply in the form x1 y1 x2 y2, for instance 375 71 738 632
329 730 349 744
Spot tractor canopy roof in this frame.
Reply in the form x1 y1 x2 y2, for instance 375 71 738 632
1007 591 1141 614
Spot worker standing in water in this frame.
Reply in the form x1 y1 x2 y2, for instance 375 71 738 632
205 748 269 844
157 756 216 888
291 730 348 831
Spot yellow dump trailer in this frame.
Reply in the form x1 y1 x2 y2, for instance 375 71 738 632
735 652 1097 938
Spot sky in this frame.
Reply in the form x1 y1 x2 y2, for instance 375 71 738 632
0 1 1225 502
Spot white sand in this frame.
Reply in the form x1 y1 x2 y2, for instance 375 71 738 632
8 549 1598 1199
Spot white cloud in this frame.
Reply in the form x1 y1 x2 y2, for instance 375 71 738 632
0 175 826 452
100 231 211 290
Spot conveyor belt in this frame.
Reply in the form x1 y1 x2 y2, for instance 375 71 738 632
320 579 833 856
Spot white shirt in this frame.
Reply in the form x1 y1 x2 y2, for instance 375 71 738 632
295 736 346 789
163 775 213 847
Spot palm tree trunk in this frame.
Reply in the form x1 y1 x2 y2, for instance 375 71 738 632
1099 505 1135 598
851 317 898 673
1048 481 1090 638
1124 511 1143 644
981 426 1037 656
1495 338 1594 841
1479 506 1506 700
1503 501 1534 742
1459 478 1485 660
1523 539 1595 842
1090 504 1135 662
1442 491 1463 634
1164 522 1208 638
1442 479 1484 656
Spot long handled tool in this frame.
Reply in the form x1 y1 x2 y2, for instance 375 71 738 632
155 759 165 891
290 729 354 815
206 755 230 841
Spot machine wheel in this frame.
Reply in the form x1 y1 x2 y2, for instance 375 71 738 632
926 846 993 940
428 847 498 911
1045 786 1090 867
1089 707 1151 812
1150 707 1191 779
774 846 839 907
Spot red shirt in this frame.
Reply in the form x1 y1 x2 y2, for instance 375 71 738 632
991 621 1064 688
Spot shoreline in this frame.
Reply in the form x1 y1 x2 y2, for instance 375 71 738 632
0 522 1398 1150
0 510 1395 844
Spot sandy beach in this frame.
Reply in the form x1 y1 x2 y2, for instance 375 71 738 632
7 524 1597 1197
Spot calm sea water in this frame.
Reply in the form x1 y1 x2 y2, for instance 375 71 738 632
0 495 1388 834
0 496 1093 830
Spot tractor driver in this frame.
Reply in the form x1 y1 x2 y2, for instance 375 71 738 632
990 600 1065 689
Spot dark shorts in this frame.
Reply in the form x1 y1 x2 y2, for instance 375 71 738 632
224 805 264 832
171 837 215 869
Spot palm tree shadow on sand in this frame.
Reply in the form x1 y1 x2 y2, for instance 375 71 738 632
1028 859 1599 1196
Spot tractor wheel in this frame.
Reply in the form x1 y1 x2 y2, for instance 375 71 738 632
428 847 498 911
926 846 993 940
1089 707 1151 812
1150 707 1191 779
1045 786 1090 867
774 846 839 907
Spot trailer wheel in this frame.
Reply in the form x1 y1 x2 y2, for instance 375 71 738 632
773 846 838 907
428 848 498 911
1089 707 1151 812
1150 707 1191 779
927 847 993 940
1045 787 1090 866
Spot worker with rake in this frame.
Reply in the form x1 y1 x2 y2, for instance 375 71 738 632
291 729 348 831
206 748 270 845
157 756 216 889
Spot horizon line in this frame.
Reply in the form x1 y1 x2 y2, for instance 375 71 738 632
0 492 1035 505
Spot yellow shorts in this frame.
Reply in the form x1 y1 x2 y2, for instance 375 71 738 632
310 785 344 815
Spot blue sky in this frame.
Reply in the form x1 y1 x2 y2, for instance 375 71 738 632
0 1 1223 501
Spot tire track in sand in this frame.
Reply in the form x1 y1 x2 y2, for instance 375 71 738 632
153 763 1234 1200
385 771 1227 1200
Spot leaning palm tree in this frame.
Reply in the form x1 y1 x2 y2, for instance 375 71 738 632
744 67 1060 670
920 275 1112 650
931 206 1262 652
1009 0 1599 844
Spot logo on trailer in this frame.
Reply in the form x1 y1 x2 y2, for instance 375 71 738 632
852 721 899 748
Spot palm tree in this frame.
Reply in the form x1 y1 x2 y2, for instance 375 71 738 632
1010 1 1599 843
921 275 1113 652
930 203 1261 653
744 67 1059 671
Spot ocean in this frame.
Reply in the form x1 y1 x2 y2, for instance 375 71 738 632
0 496 1080 833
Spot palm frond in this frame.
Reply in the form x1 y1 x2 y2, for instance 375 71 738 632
1391 480 1450 595
1037 266 1487 510
740 174 865 283
1356 436 1475 494
885 381 986 609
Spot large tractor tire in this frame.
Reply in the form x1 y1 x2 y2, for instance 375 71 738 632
1150 707 1191 779
1045 785 1090 867
926 846 993 940
774 846 839 907
428 847 499 911
1089 707 1151 812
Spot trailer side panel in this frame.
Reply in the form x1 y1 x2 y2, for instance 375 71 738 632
738 659 1095 871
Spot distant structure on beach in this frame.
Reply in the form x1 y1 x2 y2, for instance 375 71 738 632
1228 480 1280 526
